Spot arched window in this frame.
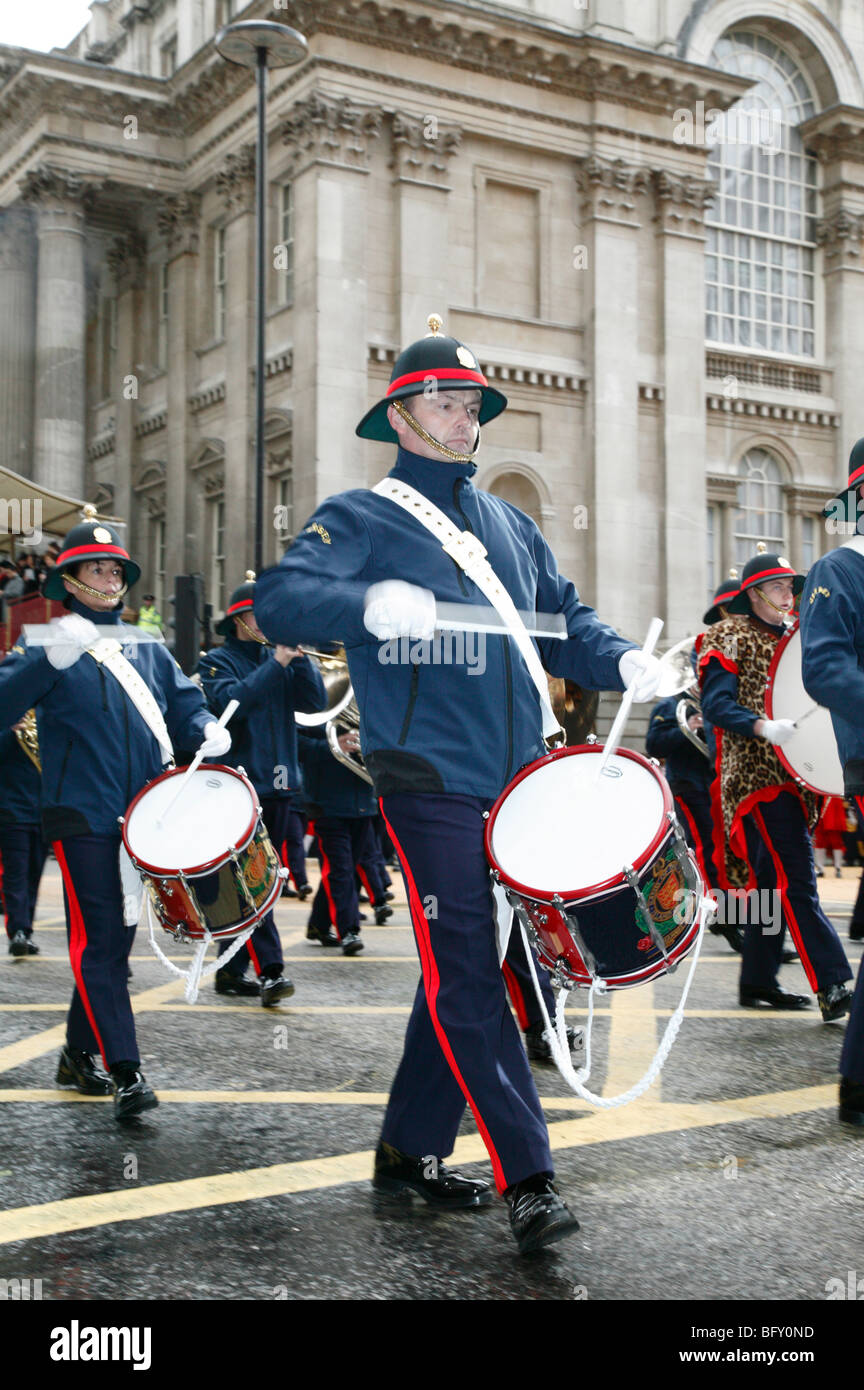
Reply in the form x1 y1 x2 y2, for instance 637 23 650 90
706 32 818 357
486 470 543 530
734 448 786 563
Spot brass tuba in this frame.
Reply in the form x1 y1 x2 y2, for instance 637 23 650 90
296 648 372 784
14 709 41 772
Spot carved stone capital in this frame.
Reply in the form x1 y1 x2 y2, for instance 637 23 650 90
390 111 462 186
282 92 383 176
19 165 98 236
215 146 257 216
653 170 716 234
106 229 148 293
816 208 864 266
157 193 202 258
576 155 651 225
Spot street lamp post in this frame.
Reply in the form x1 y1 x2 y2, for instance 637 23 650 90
215 20 308 576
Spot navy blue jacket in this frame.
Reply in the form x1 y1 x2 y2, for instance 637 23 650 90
298 728 376 818
255 447 635 800
645 696 711 789
0 728 41 828
198 636 325 801
800 544 864 795
0 598 211 838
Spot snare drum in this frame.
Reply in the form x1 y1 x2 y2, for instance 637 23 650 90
764 620 843 797
122 765 282 942
485 744 704 990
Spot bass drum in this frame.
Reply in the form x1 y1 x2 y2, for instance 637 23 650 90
764 620 843 797
485 744 704 990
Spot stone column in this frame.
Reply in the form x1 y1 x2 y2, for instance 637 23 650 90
105 230 147 549
576 155 650 636
816 207 864 479
156 194 201 582
282 94 382 520
390 113 461 346
654 171 716 642
21 166 93 497
0 205 37 477
215 147 256 580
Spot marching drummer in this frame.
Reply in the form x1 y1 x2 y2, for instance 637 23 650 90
699 548 853 1020
799 435 864 1124
0 509 228 1121
255 316 662 1254
199 573 326 1005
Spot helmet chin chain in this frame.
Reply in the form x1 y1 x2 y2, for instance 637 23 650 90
236 614 269 646
392 399 480 464
63 573 128 605
752 585 793 623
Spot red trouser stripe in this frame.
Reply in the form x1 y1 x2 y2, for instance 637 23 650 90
750 805 817 992
247 938 262 977
501 960 529 1030
53 841 109 1068
379 805 507 1193
676 794 709 888
356 865 374 902
309 820 341 940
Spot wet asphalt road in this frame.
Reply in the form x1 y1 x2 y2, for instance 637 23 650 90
1 858 863 1307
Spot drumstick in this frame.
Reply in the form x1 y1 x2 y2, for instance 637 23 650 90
793 703 819 727
157 699 240 827
594 617 664 784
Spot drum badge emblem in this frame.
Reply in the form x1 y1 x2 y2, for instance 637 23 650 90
635 851 687 952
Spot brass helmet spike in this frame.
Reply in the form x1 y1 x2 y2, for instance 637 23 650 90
729 567 739 580
426 313 444 337
81 503 98 521
245 570 256 582
756 541 768 554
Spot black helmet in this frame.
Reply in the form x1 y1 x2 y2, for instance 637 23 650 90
703 574 740 626
216 571 256 637
355 314 507 445
725 548 803 615
43 506 139 600
822 436 864 524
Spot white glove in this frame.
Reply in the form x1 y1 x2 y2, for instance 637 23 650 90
619 650 663 703
364 580 436 641
45 614 100 670
200 721 232 758
761 718 796 747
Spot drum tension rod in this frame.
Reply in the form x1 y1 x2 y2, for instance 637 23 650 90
551 893 600 981
623 866 676 973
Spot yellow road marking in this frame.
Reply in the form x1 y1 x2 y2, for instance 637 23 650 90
0 1082 836 1246
604 983 657 1096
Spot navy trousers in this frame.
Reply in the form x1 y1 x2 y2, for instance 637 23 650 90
54 836 138 1068
309 815 375 940
218 796 287 979
740 792 851 993
0 824 46 939
501 926 556 1028
672 781 719 889
843 800 864 1085
379 793 554 1194
266 798 309 892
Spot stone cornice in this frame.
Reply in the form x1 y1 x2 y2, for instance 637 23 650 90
390 111 462 185
368 344 587 394
706 395 838 429
281 92 383 176
134 407 167 438
188 381 226 414
0 65 177 163
800 106 864 166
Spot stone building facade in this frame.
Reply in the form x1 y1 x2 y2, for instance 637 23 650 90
0 0 863 662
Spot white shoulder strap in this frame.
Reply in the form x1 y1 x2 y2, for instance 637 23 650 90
87 638 174 766
841 536 864 560
373 477 563 742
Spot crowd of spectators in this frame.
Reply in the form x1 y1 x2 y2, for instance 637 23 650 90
0 545 62 615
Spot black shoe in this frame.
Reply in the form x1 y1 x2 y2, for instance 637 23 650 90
341 931 365 956
818 982 854 1023
298 884 313 902
25 938 39 955
111 1068 158 1123
739 984 811 1010
850 925 864 942
56 1045 113 1096
214 970 260 997
281 884 298 898
9 931 30 957
382 890 395 902
372 1142 493 1209
374 904 394 925
506 1176 580 1255
524 1022 583 1065
781 949 798 964
839 1078 864 1125
306 927 341 947
261 974 295 1007
358 911 368 922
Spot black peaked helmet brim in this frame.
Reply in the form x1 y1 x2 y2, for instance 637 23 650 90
356 332 507 443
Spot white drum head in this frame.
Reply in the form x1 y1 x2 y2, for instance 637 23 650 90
767 627 844 797
490 751 666 894
126 768 255 871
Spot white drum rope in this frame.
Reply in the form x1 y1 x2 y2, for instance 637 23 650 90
144 892 259 1004
519 895 711 1108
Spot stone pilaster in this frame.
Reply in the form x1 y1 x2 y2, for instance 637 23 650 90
390 112 462 346
157 192 201 580
282 93 383 515
816 207 864 479
653 170 715 640
0 205 37 478
576 155 650 635
21 165 94 497
105 228 147 549
216 150 256 577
